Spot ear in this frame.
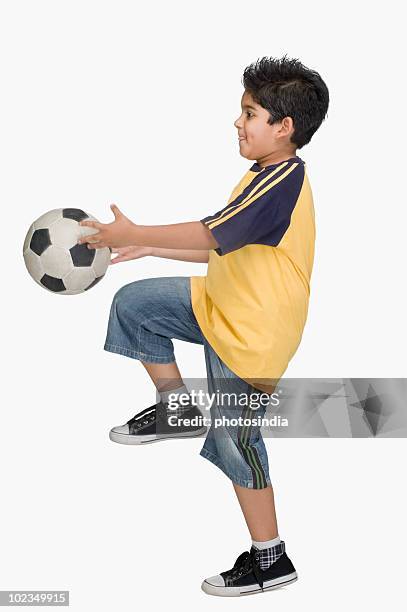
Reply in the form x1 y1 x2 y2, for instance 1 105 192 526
281 116 294 135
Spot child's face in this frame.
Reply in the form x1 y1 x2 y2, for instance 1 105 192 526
234 91 294 162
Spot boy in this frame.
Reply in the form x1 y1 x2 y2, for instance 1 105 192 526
78 54 329 597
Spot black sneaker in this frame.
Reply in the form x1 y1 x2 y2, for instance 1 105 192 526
201 541 298 597
109 400 207 445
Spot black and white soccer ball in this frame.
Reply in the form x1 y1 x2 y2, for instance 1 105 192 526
23 208 111 295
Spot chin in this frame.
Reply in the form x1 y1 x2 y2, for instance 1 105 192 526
239 150 255 161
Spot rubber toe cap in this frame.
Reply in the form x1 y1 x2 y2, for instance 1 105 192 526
110 424 130 435
204 574 225 587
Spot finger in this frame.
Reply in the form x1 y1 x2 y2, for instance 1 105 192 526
110 203 123 220
78 234 101 244
79 220 102 229
110 255 130 264
111 246 131 253
86 238 103 248
114 248 132 256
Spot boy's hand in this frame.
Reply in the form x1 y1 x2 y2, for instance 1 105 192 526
77 204 137 249
110 245 153 264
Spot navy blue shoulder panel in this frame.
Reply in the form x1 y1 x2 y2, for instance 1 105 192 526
201 160 305 256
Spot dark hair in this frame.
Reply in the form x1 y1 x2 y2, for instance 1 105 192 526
242 54 329 149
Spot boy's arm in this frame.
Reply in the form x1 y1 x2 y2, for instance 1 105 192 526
152 247 209 263
132 221 218 250
78 204 219 252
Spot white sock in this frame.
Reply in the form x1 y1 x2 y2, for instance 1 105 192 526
159 384 190 405
252 535 281 550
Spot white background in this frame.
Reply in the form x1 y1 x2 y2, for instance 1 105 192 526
1 0 406 610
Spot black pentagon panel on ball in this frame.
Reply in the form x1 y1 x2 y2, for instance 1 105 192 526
84 274 105 291
69 243 96 267
40 274 66 292
30 228 51 256
62 208 89 222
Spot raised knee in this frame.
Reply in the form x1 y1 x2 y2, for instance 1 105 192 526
111 279 155 315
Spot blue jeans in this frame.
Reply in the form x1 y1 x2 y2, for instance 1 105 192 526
104 276 272 489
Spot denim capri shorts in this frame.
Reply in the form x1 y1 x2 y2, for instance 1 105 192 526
103 276 272 490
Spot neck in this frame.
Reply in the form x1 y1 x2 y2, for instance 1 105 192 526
256 150 297 168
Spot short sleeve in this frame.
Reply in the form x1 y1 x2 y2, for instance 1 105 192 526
200 161 305 256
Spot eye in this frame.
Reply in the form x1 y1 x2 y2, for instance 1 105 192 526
246 111 253 118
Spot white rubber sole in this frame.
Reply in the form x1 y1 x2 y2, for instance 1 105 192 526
201 571 298 597
109 426 208 445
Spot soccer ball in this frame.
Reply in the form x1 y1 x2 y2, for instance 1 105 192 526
23 208 111 295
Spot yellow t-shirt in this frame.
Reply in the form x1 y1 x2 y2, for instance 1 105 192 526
190 155 315 394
